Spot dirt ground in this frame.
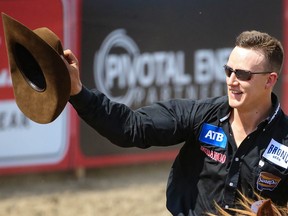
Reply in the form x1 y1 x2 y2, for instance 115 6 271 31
0 161 173 216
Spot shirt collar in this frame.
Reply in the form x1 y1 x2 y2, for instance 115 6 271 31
266 93 281 125
217 96 230 124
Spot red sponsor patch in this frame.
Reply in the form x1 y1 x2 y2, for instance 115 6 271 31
200 146 226 164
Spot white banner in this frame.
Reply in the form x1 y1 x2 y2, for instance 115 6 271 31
0 101 69 167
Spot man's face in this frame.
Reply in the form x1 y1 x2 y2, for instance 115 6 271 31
225 46 273 112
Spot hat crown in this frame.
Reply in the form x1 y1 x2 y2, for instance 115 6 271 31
33 27 64 55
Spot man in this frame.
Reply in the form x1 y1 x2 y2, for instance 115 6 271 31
64 30 288 215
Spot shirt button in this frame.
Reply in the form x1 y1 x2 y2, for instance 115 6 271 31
259 160 265 167
225 205 229 209
229 182 234 187
235 157 239 162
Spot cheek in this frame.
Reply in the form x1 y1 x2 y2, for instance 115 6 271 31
244 81 266 99
253 79 267 90
242 78 266 90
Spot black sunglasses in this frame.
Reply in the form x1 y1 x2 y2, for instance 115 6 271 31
224 65 272 81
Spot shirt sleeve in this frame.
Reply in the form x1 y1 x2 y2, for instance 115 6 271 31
69 86 194 148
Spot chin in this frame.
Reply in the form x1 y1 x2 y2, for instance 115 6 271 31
228 97 242 109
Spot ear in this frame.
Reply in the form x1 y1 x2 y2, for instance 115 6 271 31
256 199 275 216
265 72 278 89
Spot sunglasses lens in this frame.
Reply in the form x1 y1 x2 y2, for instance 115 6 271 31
224 65 251 81
235 70 251 81
224 65 232 77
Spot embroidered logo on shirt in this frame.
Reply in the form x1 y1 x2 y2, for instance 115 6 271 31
257 172 281 191
263 139 288 169
199 123 227 148
200 146 226 163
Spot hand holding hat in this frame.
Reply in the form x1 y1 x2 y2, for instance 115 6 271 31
1 13 71 124
62 49 83 96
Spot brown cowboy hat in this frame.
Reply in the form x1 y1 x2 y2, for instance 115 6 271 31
1 13 71 124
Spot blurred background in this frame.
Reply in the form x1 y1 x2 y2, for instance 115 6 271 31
0 0 286 215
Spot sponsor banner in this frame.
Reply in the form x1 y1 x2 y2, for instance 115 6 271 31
78 0 282 163
0 0 80 172
0 101 68 167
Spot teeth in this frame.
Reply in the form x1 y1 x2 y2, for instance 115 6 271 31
231 90 241 94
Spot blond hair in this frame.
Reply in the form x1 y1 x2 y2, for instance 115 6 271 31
235 30 284 75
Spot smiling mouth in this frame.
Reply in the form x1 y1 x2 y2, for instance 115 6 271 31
230 89 243 95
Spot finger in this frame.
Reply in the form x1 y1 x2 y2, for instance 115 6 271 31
63 50 78 65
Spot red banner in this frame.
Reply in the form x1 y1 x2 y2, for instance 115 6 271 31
0 0 80 175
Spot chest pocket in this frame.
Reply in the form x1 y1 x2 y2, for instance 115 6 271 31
255 158 288 190
251 157 288 207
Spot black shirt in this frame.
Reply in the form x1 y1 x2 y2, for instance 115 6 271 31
70 86 288 215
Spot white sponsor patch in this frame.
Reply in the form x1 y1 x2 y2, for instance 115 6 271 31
263 139 288 169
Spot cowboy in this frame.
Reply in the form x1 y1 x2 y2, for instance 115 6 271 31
65 30 288 215
2 13 288 215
